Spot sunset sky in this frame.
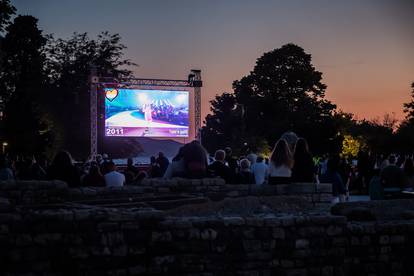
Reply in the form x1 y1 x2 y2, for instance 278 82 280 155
12 0 414 122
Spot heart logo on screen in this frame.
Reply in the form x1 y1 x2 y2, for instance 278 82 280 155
105 89 118 101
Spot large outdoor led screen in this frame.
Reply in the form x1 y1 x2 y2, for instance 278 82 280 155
104 88 189 137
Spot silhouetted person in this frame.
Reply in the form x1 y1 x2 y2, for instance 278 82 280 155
182 141 208 179
83 163 105 187
380 155 404 190
403 158 414 190
48 151 81 187
100 153 112 175
163 147 185 178
149 156 162 178
291 138 315 183
31 154 49 180
0 154 14 181
235 158 255 184
268 139 293 185
124 158 139 184
16 157 33 180
104 161 125 187
225 147 238 180
320 155 346 203
251 156 268 185
369 168 383 200
156 152 170 176
208 150 232 183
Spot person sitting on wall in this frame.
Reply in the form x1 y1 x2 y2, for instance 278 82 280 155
163 141 208 179
291 138 316 183
47 151 81 187
225 147 239 181
83 163 105 187
235 158 255 184
104 161 125 187
208 149 232 183
163 147 186 178
267 139 293 185
251 155 268 185
182 141 208 179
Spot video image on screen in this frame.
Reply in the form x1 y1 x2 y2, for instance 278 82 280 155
104 88 189 137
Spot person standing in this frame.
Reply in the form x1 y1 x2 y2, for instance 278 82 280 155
403 158 414 191
320 155 347 203
380 155 404 191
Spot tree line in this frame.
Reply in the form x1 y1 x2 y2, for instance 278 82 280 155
201 44 414 157
0 0 413 159
0 0 135 158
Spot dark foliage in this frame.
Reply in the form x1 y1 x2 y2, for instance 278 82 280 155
202 44 337 155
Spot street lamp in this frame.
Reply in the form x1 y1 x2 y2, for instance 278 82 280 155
2 142 8 154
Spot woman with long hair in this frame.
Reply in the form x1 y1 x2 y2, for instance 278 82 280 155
47 151 81 187
291 138 315 182
268 139 293 184
83 163 105 187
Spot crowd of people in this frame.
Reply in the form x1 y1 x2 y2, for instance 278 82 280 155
1 136 414 203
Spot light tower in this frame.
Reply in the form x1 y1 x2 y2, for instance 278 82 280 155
89 65 98 159
189 69 202 141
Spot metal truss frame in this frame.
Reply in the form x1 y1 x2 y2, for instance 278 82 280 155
89 70 202 157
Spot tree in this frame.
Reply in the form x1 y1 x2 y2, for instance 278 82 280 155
45 32 136 158
0 0 15 33
203 44 337 155
0 15 52 154
395 81 414 153
403 82 414 123
341 135 363 159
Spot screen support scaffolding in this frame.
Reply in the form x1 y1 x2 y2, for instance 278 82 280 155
89 68 202 158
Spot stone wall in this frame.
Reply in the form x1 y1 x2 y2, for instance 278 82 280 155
0 179 332 206
2 180 412 275
1 206 413 275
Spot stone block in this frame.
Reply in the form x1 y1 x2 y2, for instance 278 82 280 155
272 228 286 239
390 235 405 244
280 259 295 268
245 217 264 227
242 227 256 239
379 235 390 245
295 239 309 249
151 231 172 242
243 239 262 252
264 216 281 227
326 225 343 236
200 228 217 240
223 216 245 226
298 226 325 237
321 266 334 276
